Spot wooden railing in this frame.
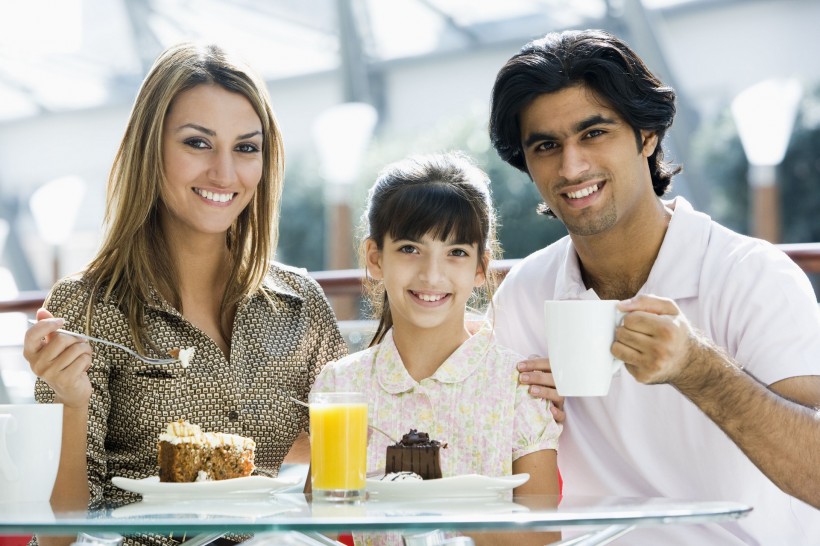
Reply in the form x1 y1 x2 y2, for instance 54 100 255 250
2 243 819 318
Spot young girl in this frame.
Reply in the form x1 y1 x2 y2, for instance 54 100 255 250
311 152 561 545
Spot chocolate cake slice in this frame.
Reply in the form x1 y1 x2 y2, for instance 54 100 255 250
385 429 446 480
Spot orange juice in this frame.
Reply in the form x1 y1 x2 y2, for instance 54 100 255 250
309 392 368 501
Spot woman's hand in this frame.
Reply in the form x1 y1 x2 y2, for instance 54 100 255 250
517 356 565 423
23 308 93 408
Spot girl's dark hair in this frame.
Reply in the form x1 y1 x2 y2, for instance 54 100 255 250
361 152 499 346
489 29 681 216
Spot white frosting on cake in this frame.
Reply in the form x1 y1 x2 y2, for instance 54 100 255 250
381 471 423 482
158 419 256 450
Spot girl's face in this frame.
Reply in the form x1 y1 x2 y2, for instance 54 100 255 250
366 232 487 335
160 83 264 243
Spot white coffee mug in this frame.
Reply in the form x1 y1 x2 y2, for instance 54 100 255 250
544 300 624 396
0 403 63 504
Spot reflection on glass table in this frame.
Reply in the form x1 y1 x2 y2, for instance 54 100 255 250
0 492 750 546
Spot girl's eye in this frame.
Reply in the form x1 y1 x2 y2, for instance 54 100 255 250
450 248 469 257
184 138 209 149
236 143 260 153
398 245 417 254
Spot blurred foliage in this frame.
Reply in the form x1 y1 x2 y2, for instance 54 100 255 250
279 83 820 277
277 107 568 272
276 153 327 271
691 82 820 242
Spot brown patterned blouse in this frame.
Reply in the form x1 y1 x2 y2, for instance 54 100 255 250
34 262 347 544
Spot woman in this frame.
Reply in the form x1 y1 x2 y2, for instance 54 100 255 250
23 43 346 546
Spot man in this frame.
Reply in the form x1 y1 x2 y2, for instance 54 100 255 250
489 29 820 544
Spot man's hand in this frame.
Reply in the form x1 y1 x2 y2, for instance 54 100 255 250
613 295 701 387
517 356 565 423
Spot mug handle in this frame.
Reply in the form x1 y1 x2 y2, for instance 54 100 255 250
0 414 19 481
612 310 627 375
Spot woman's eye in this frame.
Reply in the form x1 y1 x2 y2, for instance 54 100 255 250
184 138 209 149
236 143 260 153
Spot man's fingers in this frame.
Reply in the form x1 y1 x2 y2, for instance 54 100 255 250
519 370 552 388
549 403 566 424
618 294 679 316
517 356 550 373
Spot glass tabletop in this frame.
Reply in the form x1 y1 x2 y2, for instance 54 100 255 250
0 494 751 537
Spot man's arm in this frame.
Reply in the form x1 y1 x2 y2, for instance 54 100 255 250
616 295 820 508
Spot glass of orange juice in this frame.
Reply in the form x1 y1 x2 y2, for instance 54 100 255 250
309 392 368 502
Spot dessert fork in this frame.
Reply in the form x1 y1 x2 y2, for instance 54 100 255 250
27 319 179 365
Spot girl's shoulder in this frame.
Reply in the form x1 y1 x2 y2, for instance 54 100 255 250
474 326 527 368
326 344 380 372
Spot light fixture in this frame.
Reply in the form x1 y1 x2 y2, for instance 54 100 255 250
311 102 379 320
312 102 378 200
730 79 802 242
29 175 86 282
731 79 802 170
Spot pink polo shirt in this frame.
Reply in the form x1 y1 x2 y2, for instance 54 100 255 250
492 196 820 545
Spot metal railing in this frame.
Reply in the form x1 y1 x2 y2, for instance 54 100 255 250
2 243 819 318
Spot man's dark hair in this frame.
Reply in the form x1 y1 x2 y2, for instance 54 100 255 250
489 29 681 203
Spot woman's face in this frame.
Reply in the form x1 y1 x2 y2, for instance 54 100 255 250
160 83 263 242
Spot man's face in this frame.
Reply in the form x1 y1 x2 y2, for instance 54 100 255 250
518 84 658 237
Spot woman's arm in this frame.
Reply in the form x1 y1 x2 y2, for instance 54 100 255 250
26 308 93 546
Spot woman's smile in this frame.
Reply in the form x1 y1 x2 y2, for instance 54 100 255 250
192 187 238 205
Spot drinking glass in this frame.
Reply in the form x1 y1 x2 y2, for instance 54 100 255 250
309 392 367 502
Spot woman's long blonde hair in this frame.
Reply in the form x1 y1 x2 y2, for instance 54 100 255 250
84 43 285 353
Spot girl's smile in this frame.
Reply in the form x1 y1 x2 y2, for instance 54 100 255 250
409 290 451 304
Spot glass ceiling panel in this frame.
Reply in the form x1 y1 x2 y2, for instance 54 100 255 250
0 0 696 122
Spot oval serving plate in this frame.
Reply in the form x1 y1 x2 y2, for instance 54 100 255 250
366 473 529 499
112 475 301 501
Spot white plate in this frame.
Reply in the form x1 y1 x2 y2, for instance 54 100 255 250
366 473 529 498
112 475 301 501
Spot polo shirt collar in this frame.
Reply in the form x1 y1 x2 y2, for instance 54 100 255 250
377 327 492 394
553 196 708 300
642 196 707 300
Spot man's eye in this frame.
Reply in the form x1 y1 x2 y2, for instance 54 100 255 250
536 142 557 151
585 129 605 139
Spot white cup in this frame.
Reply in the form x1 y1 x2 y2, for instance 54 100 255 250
0 403 63 504
544 300 624 396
